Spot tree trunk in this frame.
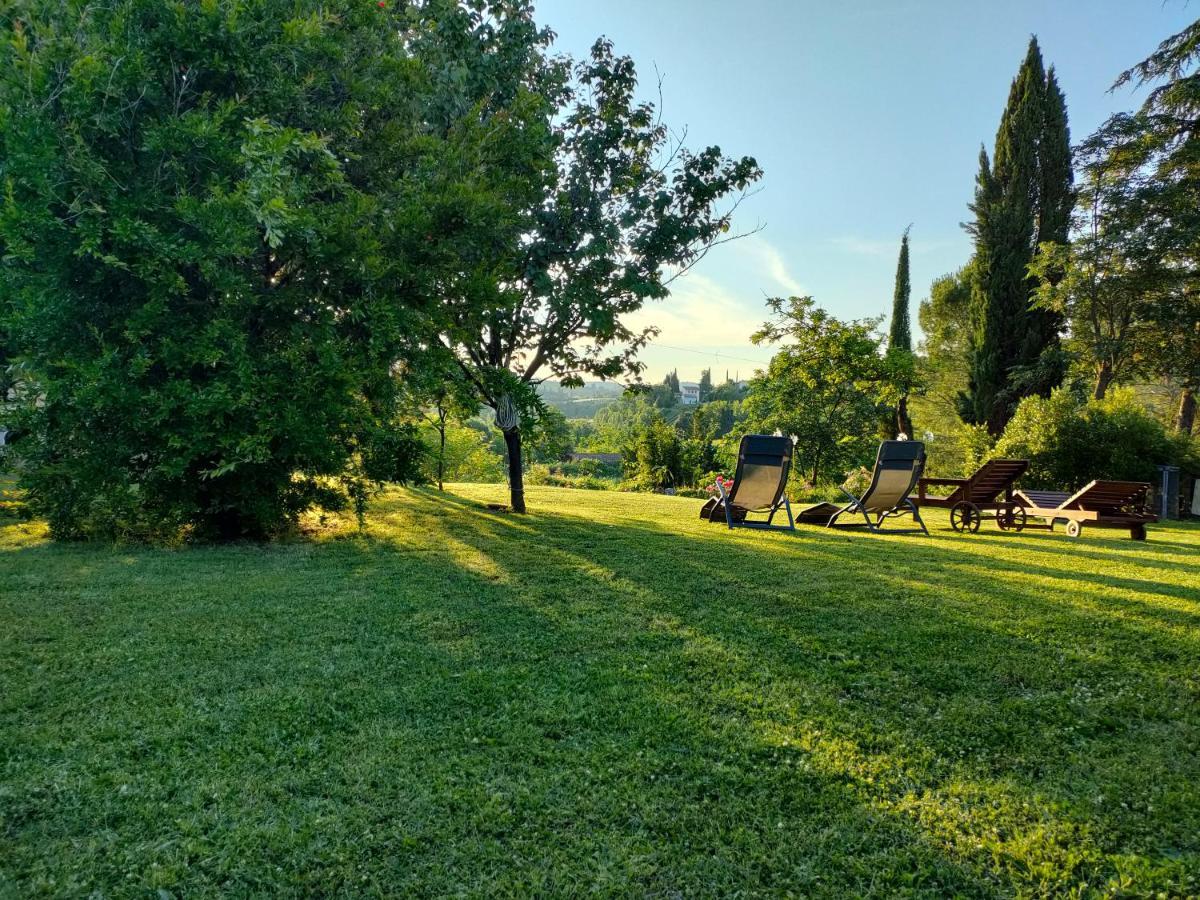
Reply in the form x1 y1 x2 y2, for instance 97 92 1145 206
1093 363 1113 401
436 407 447 491
1176 387 1196 436
503 427 526 513
437 424 446 491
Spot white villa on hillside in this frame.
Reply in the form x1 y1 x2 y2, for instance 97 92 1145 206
679 382 701 405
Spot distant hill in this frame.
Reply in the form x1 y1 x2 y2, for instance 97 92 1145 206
537 381 627 419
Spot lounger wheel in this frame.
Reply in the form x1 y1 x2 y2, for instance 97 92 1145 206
950 501 981 533
996 506 1026 532
1065 520 1082 538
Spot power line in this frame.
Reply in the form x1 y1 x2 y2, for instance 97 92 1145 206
649 343 772 366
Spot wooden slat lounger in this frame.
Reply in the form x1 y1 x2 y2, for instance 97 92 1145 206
917 458 1030 532
1014 480 1157 540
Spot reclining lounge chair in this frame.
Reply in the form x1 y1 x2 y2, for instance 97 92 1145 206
699 434 795 531
1015 480 1156 540
825 440 929 535
917 458 1030 532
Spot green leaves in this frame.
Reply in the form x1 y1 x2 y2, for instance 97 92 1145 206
1079 17 1200 404
963 37 1073 435
239 118 340 249
0 0 505 540
746 296 890 485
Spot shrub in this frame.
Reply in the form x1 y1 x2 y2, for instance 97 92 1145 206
921 422 995 479
623 420 685 491
420 422 505 485
555 459 622 479
993 388 1187 489
524 464 615 491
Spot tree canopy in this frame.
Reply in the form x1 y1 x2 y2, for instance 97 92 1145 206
746 297 891 486
1079 16 1200 433
428 38 762 511
0 0 549 538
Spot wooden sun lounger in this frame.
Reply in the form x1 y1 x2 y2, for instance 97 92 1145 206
917 458 1030 532
1014 480 1156 540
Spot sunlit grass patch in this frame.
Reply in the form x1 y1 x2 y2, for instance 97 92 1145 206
2 486 1198 896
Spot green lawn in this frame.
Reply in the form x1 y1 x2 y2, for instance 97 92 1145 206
2 486 1198 897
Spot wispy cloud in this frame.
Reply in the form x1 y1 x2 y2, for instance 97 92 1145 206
737 236 805 296
607 241 795 379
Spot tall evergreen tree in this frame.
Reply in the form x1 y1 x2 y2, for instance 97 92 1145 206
698 368 713 402
887 227 914 436
961 37 1074 435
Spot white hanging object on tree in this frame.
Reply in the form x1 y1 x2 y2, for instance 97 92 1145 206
495 394 520 432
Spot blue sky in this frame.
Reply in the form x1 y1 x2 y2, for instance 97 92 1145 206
533 0 1195 383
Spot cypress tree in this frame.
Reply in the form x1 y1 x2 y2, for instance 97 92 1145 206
887 227 914 437
961 37 1073 435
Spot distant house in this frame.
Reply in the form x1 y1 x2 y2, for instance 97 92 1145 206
679 382 701 405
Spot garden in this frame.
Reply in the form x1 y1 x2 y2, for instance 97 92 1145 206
1 0 1199 895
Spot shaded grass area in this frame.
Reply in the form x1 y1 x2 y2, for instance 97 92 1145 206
2 485 1198 896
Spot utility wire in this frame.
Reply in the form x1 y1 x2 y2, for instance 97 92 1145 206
649 343 772 367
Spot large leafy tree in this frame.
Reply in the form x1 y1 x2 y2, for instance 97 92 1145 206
1080 16 1200 433
746 297 890 486
1029 156 1171 400
431 39 762 512
962 37 1074 435
919 267 974 380
0 0 543 539
911 266 993 475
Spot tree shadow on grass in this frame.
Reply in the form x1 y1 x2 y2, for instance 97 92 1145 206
409 488 1199 892
2 488 1198 895
2 514 1008 897
948 524 1200 573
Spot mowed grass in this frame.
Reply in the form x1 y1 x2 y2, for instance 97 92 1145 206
2 486 1198 897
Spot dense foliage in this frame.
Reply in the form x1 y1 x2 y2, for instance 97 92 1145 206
914 19 1200 481
962 38 1073 435
910 267 988 473
993 388 1191 489
745 297 892 486
1078 17 1200 433
0 0 761 535
0 0 518 539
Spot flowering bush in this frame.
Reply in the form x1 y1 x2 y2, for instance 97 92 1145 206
705 474 734 495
